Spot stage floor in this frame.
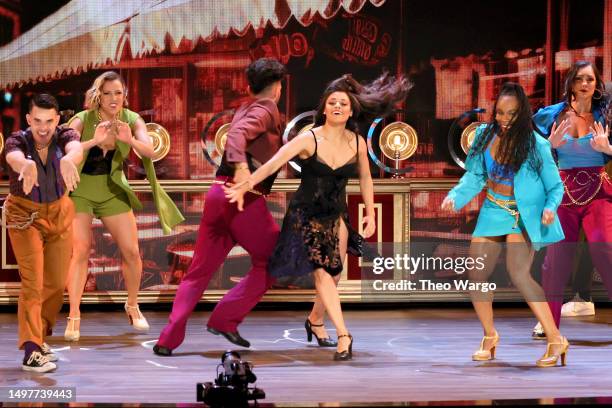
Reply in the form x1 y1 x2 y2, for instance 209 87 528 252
0 307 611 405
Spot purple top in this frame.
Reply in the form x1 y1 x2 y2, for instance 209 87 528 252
4 127 80 202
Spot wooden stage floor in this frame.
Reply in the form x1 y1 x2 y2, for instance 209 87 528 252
0 306 611 405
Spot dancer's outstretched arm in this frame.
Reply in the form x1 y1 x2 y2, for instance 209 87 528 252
225 132 314 210
442 127 488 212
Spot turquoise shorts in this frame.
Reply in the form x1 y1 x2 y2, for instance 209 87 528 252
473 190 525 237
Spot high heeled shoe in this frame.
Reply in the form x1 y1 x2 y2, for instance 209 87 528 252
536 336 569 367
124 303 150 331
333 334 353 361
305 319 337 347
64 317 80 341
472 332 499 361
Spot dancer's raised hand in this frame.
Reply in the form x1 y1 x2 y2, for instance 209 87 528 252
115 120 133 144
93 121 111 145
549 119 571 149
441 196 455 211
589 122 611 154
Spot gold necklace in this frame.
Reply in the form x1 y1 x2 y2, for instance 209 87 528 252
568 105 593 122
96 109 121 136
35 141 52 151
96 109 122 124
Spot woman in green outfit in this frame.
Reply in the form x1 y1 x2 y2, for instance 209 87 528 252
64 71 183 341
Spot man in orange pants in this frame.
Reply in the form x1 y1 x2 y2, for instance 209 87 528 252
4 94 82 372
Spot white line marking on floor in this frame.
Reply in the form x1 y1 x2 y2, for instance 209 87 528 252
141 340 157 349
146 360 177 369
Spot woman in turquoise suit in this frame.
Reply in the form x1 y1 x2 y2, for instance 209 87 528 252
442 82 568 367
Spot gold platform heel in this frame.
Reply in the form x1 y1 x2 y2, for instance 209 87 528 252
536 336 569 367
64 317 81 341
472 332 499 361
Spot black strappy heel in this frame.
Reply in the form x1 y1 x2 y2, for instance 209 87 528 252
333 334 353 361
305 319 337 347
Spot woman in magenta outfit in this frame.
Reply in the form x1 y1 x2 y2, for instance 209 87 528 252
533 61 612 328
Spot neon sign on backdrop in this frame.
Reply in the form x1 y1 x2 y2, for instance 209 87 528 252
250 32 313 65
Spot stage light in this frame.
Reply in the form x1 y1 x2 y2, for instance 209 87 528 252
196 351 265 408
447 108 486 169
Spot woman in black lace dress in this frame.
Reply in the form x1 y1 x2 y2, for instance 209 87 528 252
226 73 410 360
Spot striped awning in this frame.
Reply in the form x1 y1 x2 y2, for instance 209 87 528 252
0 0 386 88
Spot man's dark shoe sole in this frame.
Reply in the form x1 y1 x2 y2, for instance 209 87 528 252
153 344 172 356
207 327 251 348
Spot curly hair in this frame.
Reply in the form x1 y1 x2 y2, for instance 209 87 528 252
313 72 412 134
470 82 541 173
85 71 128 110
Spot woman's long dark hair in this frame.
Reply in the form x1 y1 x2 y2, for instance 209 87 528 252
313 72 412 134
563 61 606 116
470 82 541 173
605 81 612 124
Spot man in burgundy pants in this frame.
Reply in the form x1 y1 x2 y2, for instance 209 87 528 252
154 58 287 355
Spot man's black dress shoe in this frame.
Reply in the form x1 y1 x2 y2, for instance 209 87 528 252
207 327 251 348
153 344 172 356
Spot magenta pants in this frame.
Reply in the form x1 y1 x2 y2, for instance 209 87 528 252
157 182 279 350
542 166 612 327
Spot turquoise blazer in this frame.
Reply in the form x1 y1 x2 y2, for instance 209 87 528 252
446 125 565 249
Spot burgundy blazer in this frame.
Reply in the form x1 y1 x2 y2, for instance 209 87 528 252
224 97 282 165
217 97 282 194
